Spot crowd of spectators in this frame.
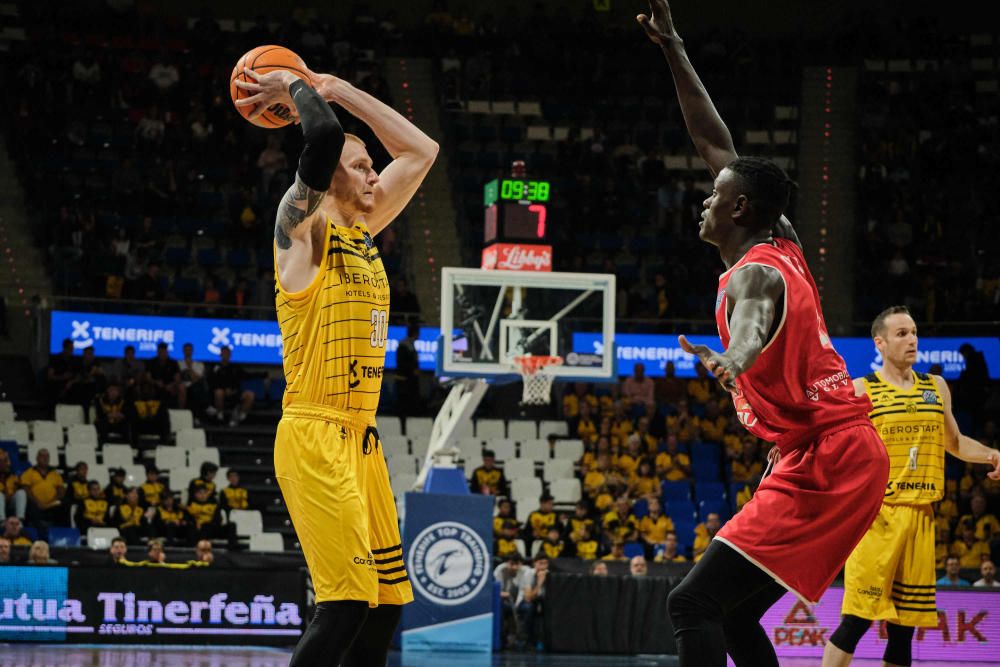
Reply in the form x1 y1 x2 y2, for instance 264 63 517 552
6 3 415 320
477 359 1000 589
0 447 249 564
46 340 258 432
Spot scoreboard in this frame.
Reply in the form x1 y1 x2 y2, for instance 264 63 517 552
482 178 552 271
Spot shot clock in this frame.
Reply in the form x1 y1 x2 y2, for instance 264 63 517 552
482 175 554 272
483 178 551 243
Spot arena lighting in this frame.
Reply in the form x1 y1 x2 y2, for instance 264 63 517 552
817 67 833 289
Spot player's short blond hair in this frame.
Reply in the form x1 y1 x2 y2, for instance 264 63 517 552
344 133 366 148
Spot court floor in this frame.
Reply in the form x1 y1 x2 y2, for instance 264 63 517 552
0 646 994 666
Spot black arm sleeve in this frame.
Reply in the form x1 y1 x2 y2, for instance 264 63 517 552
289 79 345 192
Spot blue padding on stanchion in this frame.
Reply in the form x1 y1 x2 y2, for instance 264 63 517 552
423 467 471 495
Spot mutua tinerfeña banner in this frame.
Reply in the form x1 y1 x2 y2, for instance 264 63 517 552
747 588 1000 664
0 566 305 645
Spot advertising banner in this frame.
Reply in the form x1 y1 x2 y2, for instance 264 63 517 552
573 333 1000 380
401 492 495 653
0 566 305 645
50 310 444 370
750 588 1000 663
481 243 553 271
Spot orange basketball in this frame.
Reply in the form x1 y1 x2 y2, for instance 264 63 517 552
230 45 311 129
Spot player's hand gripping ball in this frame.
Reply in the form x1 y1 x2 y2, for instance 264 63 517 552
230 45 311 128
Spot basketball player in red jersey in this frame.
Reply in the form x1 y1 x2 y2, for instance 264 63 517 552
638 2 890 665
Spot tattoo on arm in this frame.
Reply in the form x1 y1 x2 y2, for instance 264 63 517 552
274 175 326 250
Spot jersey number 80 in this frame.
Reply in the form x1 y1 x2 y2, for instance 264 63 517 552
370 309 388 348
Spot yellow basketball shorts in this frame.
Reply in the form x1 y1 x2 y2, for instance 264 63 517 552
842 503 937 627
274 403 413 607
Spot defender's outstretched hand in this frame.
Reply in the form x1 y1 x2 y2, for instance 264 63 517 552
637 0 681 45
679 335 739 392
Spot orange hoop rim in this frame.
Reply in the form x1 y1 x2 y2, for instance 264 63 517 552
513 355 563 376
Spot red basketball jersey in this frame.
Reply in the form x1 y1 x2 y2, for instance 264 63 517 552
715 238 871 447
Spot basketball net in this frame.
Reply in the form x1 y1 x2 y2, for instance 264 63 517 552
513 355 563 405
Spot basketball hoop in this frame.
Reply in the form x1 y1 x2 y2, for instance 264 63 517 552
513 355 563 405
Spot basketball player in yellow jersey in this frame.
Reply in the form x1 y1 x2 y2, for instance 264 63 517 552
823 306 1000 667
234 67 437 666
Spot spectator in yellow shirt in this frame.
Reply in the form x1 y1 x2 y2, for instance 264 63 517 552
735 476 759 512
699 400 727 443
654 531 687 563
617 435 645 480
536 526 568 560
634 417 659 455
567 501 595 540
603 497 638 543
525 494 558 549
494 498 517 538
951 522 991 569
655 434 691 481
219 470 249 513
0 450 27 522
140 466 167 507
598 385 619 420
584 453 622 499
78 481 109 531
958 495 1000 541
638 499 674 553
575 524 599 560
686 362 714 406
117 487 152 544
693 512 722 562
3 516 32 546
495 522 521 559
609 403 634 445
155 492 187 545
665 400 698 444
630 459 661 499
470 450 508 496
20 449 66 523
602 540 629 562
574 402 598 444
731 440 764 483
935 492 959 525
563 382 598 420
68 462 91 504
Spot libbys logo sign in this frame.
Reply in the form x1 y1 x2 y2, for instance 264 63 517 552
481 243 552 272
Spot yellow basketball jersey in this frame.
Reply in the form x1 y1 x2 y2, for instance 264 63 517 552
275 219 389 419
863 371 945 504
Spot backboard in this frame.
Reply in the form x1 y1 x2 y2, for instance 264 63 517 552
439 268 616 381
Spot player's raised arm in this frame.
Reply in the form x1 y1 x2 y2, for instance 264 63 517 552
934 375 1000 479
678 264 784 392
311 73 439 236
235 69 345 250
637 0 736 177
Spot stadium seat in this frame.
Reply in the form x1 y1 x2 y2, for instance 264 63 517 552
87 527 120 550
229 509 264 537
48 527 81 547
55 404 85 428
516 496 540 518
102 444 135 468
377 415 402 437
507 420 537 441
632 498 650 520
692 460 721 482
673 520 697 555
453 420 474 438
381 436 409 460
550 478 582 504
405 417 433 439
661 480 692 502
155 446 186 471
89 464 109 487
624 542 645 559
188 447 220 469
123 464 146 487
457 437 483 461
390 472 418 498
691 442 722 464
554 440 584 461
513 539 527 558
31 420 63 448
543 459 574 482
695 482 727 502
666 499 697 522
699 498 731 521
729 482 748 508
64 443 98 469
66 424 98 448
176 428 206 451
511 477 543 502
519 439 550 461
388 456 417 478
0 440 19 466
504 458 535 481
538 420 569 438
462 453 483 476
168 409 194 433
0 402 15 423
475 419 505 439
0 421 29 446
488 439 517 462
250 532 285 552
411 438 429 460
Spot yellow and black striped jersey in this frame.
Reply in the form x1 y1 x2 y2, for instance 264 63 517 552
275 219 390 419
863 371 945 504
